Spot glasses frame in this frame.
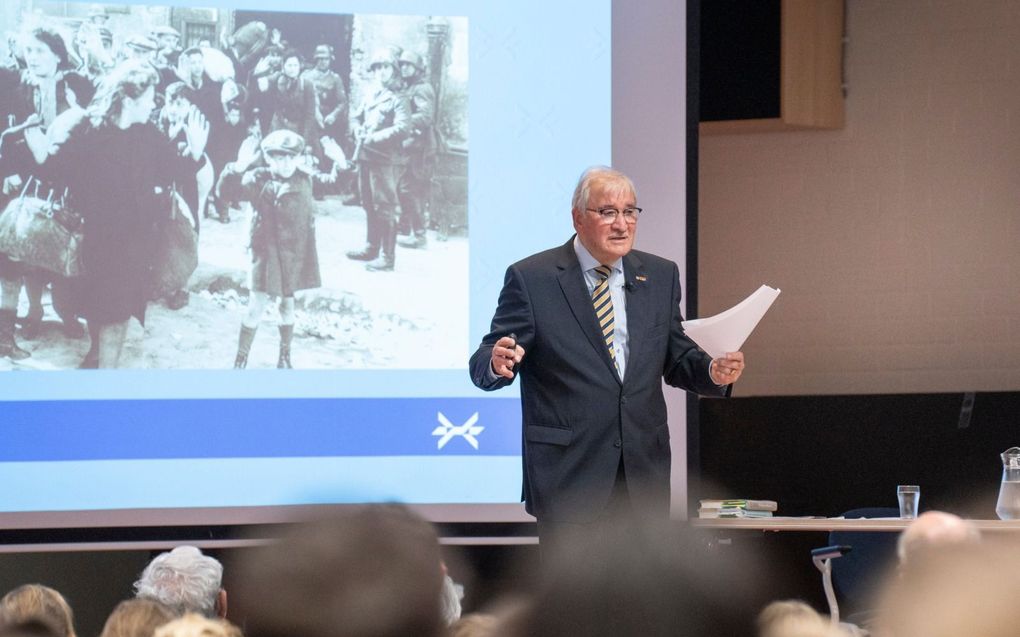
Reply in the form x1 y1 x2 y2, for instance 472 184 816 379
585 206 643 224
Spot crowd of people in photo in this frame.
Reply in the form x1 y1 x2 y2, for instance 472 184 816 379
0 504 1016 637
0 8 444 369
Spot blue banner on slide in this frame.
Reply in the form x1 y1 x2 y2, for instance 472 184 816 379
0 398 522 461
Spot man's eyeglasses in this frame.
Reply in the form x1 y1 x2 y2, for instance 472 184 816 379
586 207 643 224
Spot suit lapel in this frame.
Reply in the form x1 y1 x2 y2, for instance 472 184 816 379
555 238 621 383
621 252 652 385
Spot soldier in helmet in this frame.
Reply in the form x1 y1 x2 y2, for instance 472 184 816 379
87 4 109 26
225 129 348 368
302 44 348 157
345 46 410 272
395 50 438 249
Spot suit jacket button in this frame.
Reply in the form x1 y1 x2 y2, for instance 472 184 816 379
620 395 627 404
613 440 621 448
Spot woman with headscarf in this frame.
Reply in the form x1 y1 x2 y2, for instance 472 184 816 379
29 60 208 367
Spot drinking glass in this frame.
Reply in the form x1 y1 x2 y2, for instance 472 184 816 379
897 485 920 519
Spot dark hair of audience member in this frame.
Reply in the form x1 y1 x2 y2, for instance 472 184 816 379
524 517 760 637
233 504 445 637
99 599 176 637
0 585 75 637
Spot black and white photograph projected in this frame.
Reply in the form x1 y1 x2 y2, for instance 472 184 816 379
0 2 468 370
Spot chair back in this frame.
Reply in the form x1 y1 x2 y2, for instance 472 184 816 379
828 507 900 621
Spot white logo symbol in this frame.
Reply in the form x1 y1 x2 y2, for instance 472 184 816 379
432 412 484 450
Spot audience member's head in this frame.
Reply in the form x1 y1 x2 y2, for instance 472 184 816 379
99 599 175 637
878 542 1020 637
152 614 241 637
234 504 445 637
134 546 225 618
458 596 531 637
524 517 760 637
0 585 75 637
439 572 463 627
0 619 63 637
757 600 844 637
896 510 981 569
447 613 498 637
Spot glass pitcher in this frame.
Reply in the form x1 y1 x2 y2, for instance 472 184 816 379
996 447 1020 520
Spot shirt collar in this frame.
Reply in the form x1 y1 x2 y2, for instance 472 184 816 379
573 235 623 276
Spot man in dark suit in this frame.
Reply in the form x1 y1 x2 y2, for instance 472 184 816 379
469 166 745 541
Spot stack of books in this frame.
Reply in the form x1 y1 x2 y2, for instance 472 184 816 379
698 499 778 519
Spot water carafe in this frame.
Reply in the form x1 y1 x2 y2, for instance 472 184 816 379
996 447 1020 520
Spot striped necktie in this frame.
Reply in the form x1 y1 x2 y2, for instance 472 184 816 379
592 265 617 370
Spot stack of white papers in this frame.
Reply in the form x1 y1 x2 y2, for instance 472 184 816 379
682 285 780 358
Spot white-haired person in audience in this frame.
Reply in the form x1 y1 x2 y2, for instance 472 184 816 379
896 510 981 570
439 562 464 627
134 546 227 618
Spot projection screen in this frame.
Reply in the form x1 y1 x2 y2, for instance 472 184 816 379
0 0 690 531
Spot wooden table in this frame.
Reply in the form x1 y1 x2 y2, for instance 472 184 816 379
690 517 1020 612
691 517 1020 533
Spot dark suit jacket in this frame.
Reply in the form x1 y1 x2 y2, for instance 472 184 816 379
469 238 728 523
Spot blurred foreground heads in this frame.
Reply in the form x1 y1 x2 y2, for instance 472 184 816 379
0 585 75 637
757 600 847 637
235 504 445 637
895 510 981 570
153 614 240 637
872 510 1009 637
878 539 1020 637
522 516 760 637
99 599 175 637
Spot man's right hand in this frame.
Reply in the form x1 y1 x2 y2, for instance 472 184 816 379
490 335 524 379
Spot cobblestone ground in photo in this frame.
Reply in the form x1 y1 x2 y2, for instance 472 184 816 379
1 197 468 370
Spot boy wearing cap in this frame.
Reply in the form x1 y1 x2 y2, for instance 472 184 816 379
226 129 347 368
